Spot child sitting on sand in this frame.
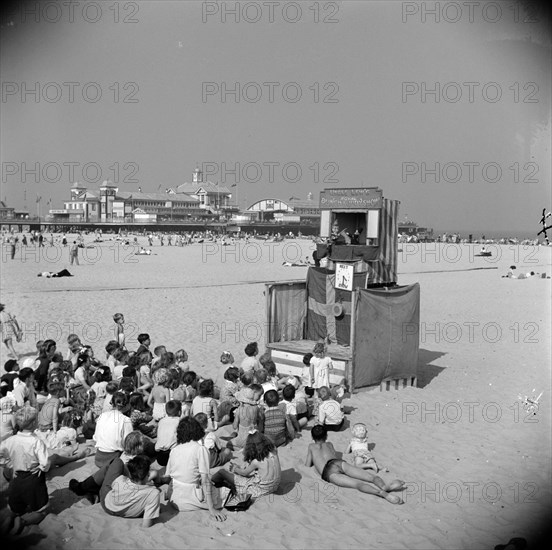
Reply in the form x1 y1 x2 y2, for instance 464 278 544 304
151 345 166 369
35 381 73 444
217 367 241 427
212 429 281 501
262 390 291 447
305 425 404 504
112 349 130 382
175 349 189 372
155 400 181 466
301 353 315 397
220 350 238 373
129 392 156 438
1 359 19 391
102 381 119 413
66 334 84 369
0 383 16 441
228 387 264 450
148 368 171 421
90 367 111 414
281 383 308 434
50 411 82 456
104 340 120 377
102 455 161 528
180 371 198 417
345 422 381 472
194 412 232 468
191 379 218 431
316 386 344 432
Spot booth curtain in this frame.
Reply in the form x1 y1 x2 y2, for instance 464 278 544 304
267 283 307 342
352 283 420 388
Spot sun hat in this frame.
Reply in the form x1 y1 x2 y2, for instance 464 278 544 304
22 357 38 370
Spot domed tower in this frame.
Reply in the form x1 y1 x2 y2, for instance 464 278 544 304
99 180 118 222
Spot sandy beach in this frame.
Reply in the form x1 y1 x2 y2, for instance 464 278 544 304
1 237 551 550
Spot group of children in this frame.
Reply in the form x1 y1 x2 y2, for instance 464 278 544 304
0 318 405 535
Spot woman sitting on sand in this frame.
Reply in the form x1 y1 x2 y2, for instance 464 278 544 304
156 417 226 522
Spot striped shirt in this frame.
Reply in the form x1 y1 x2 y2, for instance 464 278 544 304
263 407 287 447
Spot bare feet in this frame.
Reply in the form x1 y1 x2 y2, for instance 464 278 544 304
385 480 406 492
384 493 403 504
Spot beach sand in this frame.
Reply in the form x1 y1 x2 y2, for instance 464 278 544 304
1 237 551 549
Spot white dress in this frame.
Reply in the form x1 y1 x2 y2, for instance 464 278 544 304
166 441 222 511
310 356 332 388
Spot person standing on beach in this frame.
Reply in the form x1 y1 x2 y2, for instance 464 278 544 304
9 236 17 260
0 304 22 360
70 241 79 265
113 313 126 349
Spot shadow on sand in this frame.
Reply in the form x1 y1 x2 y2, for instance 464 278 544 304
416 349 447 389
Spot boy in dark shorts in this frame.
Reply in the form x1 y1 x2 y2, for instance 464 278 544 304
0 407 51 533
305 425 405 504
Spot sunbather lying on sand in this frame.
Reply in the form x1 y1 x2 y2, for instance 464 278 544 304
305 425 405 504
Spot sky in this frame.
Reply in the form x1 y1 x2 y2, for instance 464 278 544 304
0 0 550 236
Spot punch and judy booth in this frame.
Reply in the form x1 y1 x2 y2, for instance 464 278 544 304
265 188 420 391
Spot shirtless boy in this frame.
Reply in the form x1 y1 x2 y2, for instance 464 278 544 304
305 425 404 504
